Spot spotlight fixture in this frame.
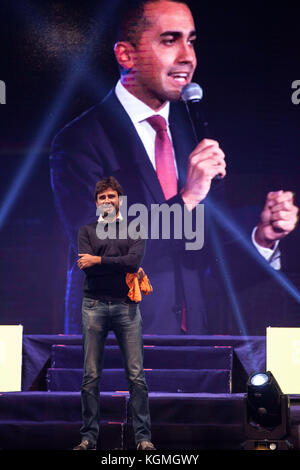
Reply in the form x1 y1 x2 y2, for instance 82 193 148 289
242 371 292 450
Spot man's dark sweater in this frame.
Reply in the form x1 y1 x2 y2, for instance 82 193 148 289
78 220 145 302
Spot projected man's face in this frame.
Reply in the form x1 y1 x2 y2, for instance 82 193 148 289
119 1 197 110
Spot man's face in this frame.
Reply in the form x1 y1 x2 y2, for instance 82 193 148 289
124 1 197 110
96 188 120 219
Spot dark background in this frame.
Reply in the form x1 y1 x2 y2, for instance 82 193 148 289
0 0 299 334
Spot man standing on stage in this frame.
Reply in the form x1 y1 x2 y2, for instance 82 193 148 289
73 176 155 451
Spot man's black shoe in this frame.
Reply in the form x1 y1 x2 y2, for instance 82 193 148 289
73 439 96 450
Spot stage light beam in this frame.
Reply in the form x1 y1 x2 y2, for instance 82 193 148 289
0 0 122 230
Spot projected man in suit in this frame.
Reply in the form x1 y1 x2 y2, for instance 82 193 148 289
50 0 298 335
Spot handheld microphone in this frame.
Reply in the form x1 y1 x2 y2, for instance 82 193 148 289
181 82 207 142
181 82 222 180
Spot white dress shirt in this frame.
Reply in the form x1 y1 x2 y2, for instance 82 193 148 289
115 79 280 269
115 80 178 175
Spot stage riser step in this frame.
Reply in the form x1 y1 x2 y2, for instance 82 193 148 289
147 394 243 424
0 421 247 450
124 423 245 450
0 421 124 450
0 392 126 422
51 345 233 370
0 392 244 425
3 421 300 451
46 369 232 393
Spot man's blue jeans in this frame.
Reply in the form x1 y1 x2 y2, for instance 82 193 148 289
80 297 151 447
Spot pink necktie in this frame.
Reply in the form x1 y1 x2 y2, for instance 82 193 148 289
147 115 187 331
147 115 177 200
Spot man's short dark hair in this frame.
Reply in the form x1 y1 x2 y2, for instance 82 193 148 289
116 0 189 46
94 176 124 201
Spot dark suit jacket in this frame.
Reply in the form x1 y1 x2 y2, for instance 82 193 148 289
50 89 300 335
50 89 213 333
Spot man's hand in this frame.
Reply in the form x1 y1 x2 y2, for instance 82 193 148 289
136 267 145 280
78 254 101 269
180 139 226 209
255 191 299 248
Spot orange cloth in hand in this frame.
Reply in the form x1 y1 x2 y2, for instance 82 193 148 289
126 271 153 302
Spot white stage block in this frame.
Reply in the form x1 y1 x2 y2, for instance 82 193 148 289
0 325 23 392
267 327 300 394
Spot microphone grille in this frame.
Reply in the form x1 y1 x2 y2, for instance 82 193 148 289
181 82 203 102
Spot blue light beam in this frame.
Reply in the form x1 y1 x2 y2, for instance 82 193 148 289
206 197 300 304
0 0 122 230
